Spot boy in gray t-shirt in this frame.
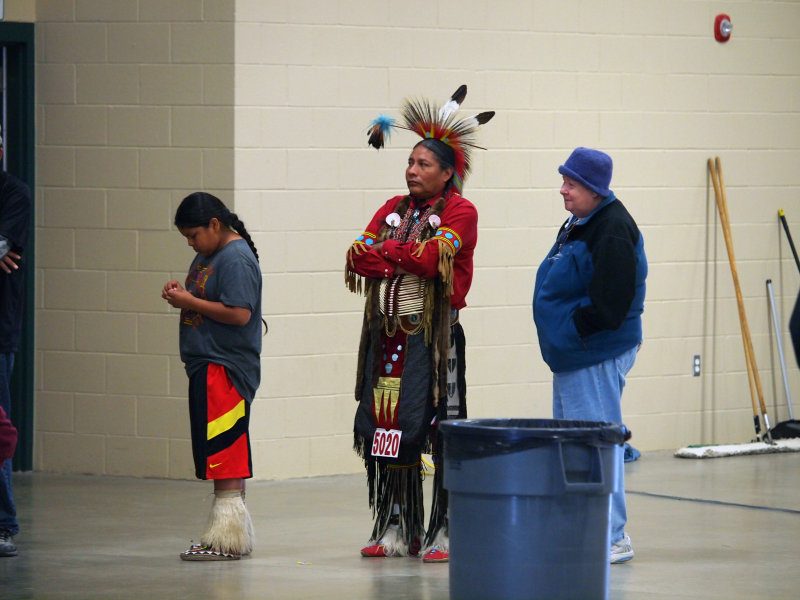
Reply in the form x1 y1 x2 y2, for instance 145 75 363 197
162 192 263 561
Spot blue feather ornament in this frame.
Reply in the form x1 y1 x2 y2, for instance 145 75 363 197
367 114 396 149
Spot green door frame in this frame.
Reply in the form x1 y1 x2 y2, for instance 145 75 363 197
0 21 35 471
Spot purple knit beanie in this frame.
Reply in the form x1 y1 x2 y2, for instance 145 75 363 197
558 147 613 197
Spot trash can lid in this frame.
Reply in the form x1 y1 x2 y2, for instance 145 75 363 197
439 418 630 447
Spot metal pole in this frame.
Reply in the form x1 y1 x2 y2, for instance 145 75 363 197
767 279 794 420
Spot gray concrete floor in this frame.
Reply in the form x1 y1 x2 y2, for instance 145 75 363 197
1 449 799 599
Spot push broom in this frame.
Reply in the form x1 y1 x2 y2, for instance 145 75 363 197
709 157 771 443
675 158 800 457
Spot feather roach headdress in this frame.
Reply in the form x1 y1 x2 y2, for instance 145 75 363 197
366 84 494 194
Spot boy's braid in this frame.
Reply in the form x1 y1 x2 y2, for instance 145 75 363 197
229 212 259 262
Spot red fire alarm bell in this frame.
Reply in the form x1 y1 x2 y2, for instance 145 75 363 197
714 14 732 43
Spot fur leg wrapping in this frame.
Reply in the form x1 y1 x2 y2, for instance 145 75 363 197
200 490 255 556
422 528 449 556
373 524 408 557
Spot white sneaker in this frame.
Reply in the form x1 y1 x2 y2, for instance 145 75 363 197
610 533 634 564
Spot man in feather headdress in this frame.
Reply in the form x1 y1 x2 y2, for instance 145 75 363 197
346 86 493 562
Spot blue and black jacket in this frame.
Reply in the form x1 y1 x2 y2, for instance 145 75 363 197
533 193 647 373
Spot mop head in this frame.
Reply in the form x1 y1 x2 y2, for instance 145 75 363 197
675 437 800 458
200 490 255 555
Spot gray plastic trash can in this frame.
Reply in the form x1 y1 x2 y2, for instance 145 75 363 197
440 418 629 600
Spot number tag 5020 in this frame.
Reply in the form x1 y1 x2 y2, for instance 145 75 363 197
371 428 402 458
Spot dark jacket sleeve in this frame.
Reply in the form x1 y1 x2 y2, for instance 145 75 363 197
574 225 638 338
0 174 32 251
790 289 800 369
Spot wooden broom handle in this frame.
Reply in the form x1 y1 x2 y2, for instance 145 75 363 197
708 158 767 430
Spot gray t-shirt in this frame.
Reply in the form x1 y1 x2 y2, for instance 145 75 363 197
179 238 262 402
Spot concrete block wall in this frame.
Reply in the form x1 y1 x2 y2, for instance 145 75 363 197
32 0 800 480
35 0 236 478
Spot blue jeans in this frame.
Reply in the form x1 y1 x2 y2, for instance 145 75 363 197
552 345 638 545
0 353 18 536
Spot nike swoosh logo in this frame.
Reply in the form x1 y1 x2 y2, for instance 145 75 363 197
209 463 222 469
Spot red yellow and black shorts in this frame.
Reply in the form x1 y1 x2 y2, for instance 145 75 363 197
188 363 252 480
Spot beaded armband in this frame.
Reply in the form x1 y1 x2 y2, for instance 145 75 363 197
433 227 462 254
352 232 377 251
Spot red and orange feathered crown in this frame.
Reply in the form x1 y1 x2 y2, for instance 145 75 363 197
366 85 494 194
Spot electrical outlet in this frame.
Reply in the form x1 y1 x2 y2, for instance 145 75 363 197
693 355 701 376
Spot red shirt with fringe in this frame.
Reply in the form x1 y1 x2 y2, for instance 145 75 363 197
347 190 477 310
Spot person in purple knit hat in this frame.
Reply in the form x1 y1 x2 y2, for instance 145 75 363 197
533 147 647 564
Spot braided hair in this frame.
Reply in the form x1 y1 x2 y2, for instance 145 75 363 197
174 192 260 262
175 191 267 334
